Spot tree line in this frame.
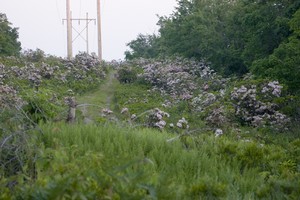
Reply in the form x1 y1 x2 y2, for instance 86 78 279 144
0 13 21 56
125 0 300 94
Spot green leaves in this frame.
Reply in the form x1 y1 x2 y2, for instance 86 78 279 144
125 34 160 60
251 8 300 94
126 0 299 79
0 13 21 56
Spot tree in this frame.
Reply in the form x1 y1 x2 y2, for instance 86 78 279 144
125 34 160 60
0 13 21 56
125 0 300 77
251 8 300 94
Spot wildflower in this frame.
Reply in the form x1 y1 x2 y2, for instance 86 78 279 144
176 117 189 129
121 107 129 114
215 129 223 137
131 114 137 120
102 108 113 115
155 120 167 129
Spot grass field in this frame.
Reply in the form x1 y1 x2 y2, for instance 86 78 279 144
1 122 298 199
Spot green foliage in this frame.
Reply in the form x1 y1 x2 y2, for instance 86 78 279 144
16 147 134 199
0 13 21 56
251 8 300 94
113 83 159 115
22 49 46 63
126 0 300 78
116 67 137 84
189 176 227 199
125 34 160 60
21 88 63 123
0 119 299 199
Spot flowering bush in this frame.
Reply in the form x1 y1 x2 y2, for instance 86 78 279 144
117 58 292 131
176 117 189 129
131 58 214 100
205 106 229 128
146 108 170 130
0 84 25 109
0 52 107 123
231 83 290 129
191 92 217 112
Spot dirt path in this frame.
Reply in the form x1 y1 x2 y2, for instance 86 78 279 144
77 70 118 123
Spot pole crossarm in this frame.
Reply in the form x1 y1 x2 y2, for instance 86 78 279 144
63 15 96 54
64 0 101 59
63 18 96 43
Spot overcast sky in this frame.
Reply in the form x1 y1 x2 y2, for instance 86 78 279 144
0 0 177 60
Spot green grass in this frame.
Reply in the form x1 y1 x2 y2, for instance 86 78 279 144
2 63 300 199
76 71 119 120
1 122 298 199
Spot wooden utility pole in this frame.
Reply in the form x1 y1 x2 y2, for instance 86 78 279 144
64 0 98 57
63 12 95 56
66 0 73 59
86 13 89 54
97 0 102 60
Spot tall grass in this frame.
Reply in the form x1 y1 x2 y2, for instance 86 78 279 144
35 123 271 199
2 122 299 199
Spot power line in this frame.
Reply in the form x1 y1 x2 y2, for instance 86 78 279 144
63 0 102 60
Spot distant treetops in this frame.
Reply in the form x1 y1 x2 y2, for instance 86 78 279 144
0 13 21 56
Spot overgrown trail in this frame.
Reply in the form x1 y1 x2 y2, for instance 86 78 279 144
77 70 118 123
105 71 116 107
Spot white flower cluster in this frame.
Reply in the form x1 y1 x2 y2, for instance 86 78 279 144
231 84 289 129
206 106 228 127
176 117 189 129
261 81 283 98
0 53 107 118
0 84 25 109
191 92 216 112
120 107 129 114
1 53 106 88
215 129 224 137
134 58 214 100
147 108 170 130
102 108 113 116
0 64 7 82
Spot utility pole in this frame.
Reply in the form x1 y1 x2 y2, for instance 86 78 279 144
64 0 99 58
86 13 89 54
97 0 102 60
66 0 72 59
63 1 96 57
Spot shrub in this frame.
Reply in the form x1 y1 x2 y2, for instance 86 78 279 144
117 67 137 83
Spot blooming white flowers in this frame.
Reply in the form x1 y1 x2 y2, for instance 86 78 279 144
121 107 129 114
261 81 283 97
231 83 289 129
147 108 170 130
215 129 223 137
102 108 113 115
176 117 189 129
131 114 137 120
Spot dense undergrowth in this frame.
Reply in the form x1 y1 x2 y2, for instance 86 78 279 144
1 53 300 199
1 123 299 199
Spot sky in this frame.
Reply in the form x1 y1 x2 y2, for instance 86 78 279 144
0 0 177 61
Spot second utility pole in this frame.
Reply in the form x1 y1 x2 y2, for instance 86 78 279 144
66 0 72 59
